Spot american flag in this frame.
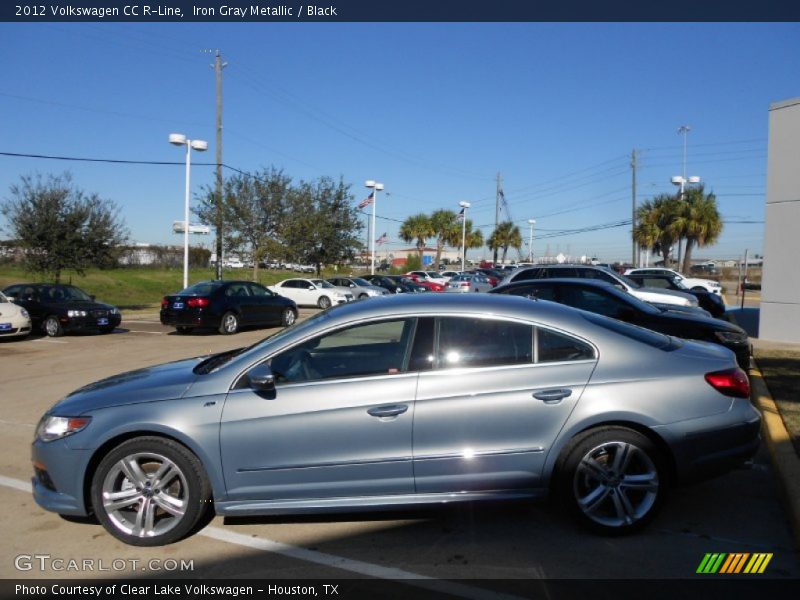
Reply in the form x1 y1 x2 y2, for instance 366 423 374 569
375 232 388 245
456 207 465 222
358 191 374 209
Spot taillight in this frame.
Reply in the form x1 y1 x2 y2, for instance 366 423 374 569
187 297 210 308
161 297 169 309
460 282 469 287
705 368 750 398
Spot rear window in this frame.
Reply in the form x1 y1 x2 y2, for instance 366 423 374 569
581 311 680 350
180 282 222 295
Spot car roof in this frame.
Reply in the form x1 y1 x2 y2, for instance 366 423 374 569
495 278 618 290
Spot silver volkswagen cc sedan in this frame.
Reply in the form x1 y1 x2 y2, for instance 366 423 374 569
32 294 760 546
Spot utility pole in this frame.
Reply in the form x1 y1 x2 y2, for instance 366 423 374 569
631 149 637 267
214 50 228 280
493 172 502 264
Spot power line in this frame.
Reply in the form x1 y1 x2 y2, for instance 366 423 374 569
0 151 216 167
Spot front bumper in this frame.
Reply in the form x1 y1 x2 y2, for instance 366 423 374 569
61 314 121 333
31 439 92 516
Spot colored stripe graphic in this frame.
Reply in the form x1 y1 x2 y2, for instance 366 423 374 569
697 552 773 574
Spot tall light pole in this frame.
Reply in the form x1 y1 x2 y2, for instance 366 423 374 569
528 219 536 262
672 125 700 270
169 133 208 290
459 201 471 271
364 180 384 275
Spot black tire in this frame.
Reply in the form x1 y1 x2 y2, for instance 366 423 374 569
43 315 64 337
90 436 211 546
358 293 368 300
281 307 297 327
317 295 331 309
175 326 191 335
556 426 666 535
219 311 239 335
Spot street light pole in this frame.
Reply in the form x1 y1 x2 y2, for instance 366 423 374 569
170 133 208 290
365 180 384 275
459 201 470 271
528 219 536 262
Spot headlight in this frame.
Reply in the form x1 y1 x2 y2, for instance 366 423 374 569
67 310 87 317
20 308 29 318
36 415 91 442
109 307 119 315
714 331 748 344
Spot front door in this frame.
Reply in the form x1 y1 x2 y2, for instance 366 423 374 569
220 317 419 501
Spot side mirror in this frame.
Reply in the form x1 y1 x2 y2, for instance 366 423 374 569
249 364 275 392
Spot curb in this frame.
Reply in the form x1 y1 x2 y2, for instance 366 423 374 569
749 360 800 551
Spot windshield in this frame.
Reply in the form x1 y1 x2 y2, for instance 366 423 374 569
351 278 371 286
426 272 441 277
42 285 93 302
312 279 335 289
669 276 689 289
613 272 640 289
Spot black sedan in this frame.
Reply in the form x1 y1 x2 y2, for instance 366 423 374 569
2 283 121 337
363 274 430 294
160 280 298 335
625 273 726 318
490 278 750 368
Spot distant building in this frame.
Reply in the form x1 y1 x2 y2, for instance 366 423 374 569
760 97 800 343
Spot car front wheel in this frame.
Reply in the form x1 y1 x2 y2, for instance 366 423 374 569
317 296 331 309
281 307 297 327
44 315 64 337
558 426 666 534
90 437 211 546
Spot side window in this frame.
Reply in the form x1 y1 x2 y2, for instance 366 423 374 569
511 268 540 282
249 284 272 297
562 288 627 319
436 317 533 368
4 285 20 299
641 277 669 289
225 283 250 297
504 285 557 302
584 269 618 285
408 317 435 372
536 327 595 363
267 318 416 384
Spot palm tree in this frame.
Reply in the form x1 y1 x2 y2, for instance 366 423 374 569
633 194 682 267
430 209 460 271
399 213 434 265
487 221 522 265
680 186 723 273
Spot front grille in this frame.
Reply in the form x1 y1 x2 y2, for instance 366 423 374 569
0 327 19 334
92 310 108 318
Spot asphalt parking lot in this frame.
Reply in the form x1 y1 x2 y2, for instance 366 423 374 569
1 313 799 589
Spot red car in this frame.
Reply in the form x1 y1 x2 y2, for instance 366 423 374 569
404 271 447 292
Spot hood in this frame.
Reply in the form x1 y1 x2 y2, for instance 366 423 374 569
50 357 202 416
637 286 697 305
46 300 116 311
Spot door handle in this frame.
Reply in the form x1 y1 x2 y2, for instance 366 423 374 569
533 389 572 404
367 404 409 418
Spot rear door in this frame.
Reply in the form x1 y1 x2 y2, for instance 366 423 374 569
248 283 282 324
412 316 596 493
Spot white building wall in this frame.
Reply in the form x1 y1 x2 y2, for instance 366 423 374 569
760 98 800 343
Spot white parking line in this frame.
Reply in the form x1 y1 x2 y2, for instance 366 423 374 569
126 330 164 335
122 320 163 325
0 473 521 600
32 339 68 344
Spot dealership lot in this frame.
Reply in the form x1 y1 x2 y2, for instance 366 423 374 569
1 314 799 584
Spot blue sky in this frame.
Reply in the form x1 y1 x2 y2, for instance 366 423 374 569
1 22 798 262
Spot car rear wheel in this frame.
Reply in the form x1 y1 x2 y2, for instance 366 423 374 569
557 426 666 534
219 311 239 334
317 296 331 309
90 437 211 546
44 315 63 337
281 307 297 327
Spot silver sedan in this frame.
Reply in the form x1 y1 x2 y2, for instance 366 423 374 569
31 294 760 546
444 273 493 293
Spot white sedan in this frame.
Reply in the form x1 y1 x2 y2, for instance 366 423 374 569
624 268 722 295
0 291 32 339
268 278 353 309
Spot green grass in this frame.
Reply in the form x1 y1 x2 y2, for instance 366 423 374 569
0 265 343 311
754 347 800 457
